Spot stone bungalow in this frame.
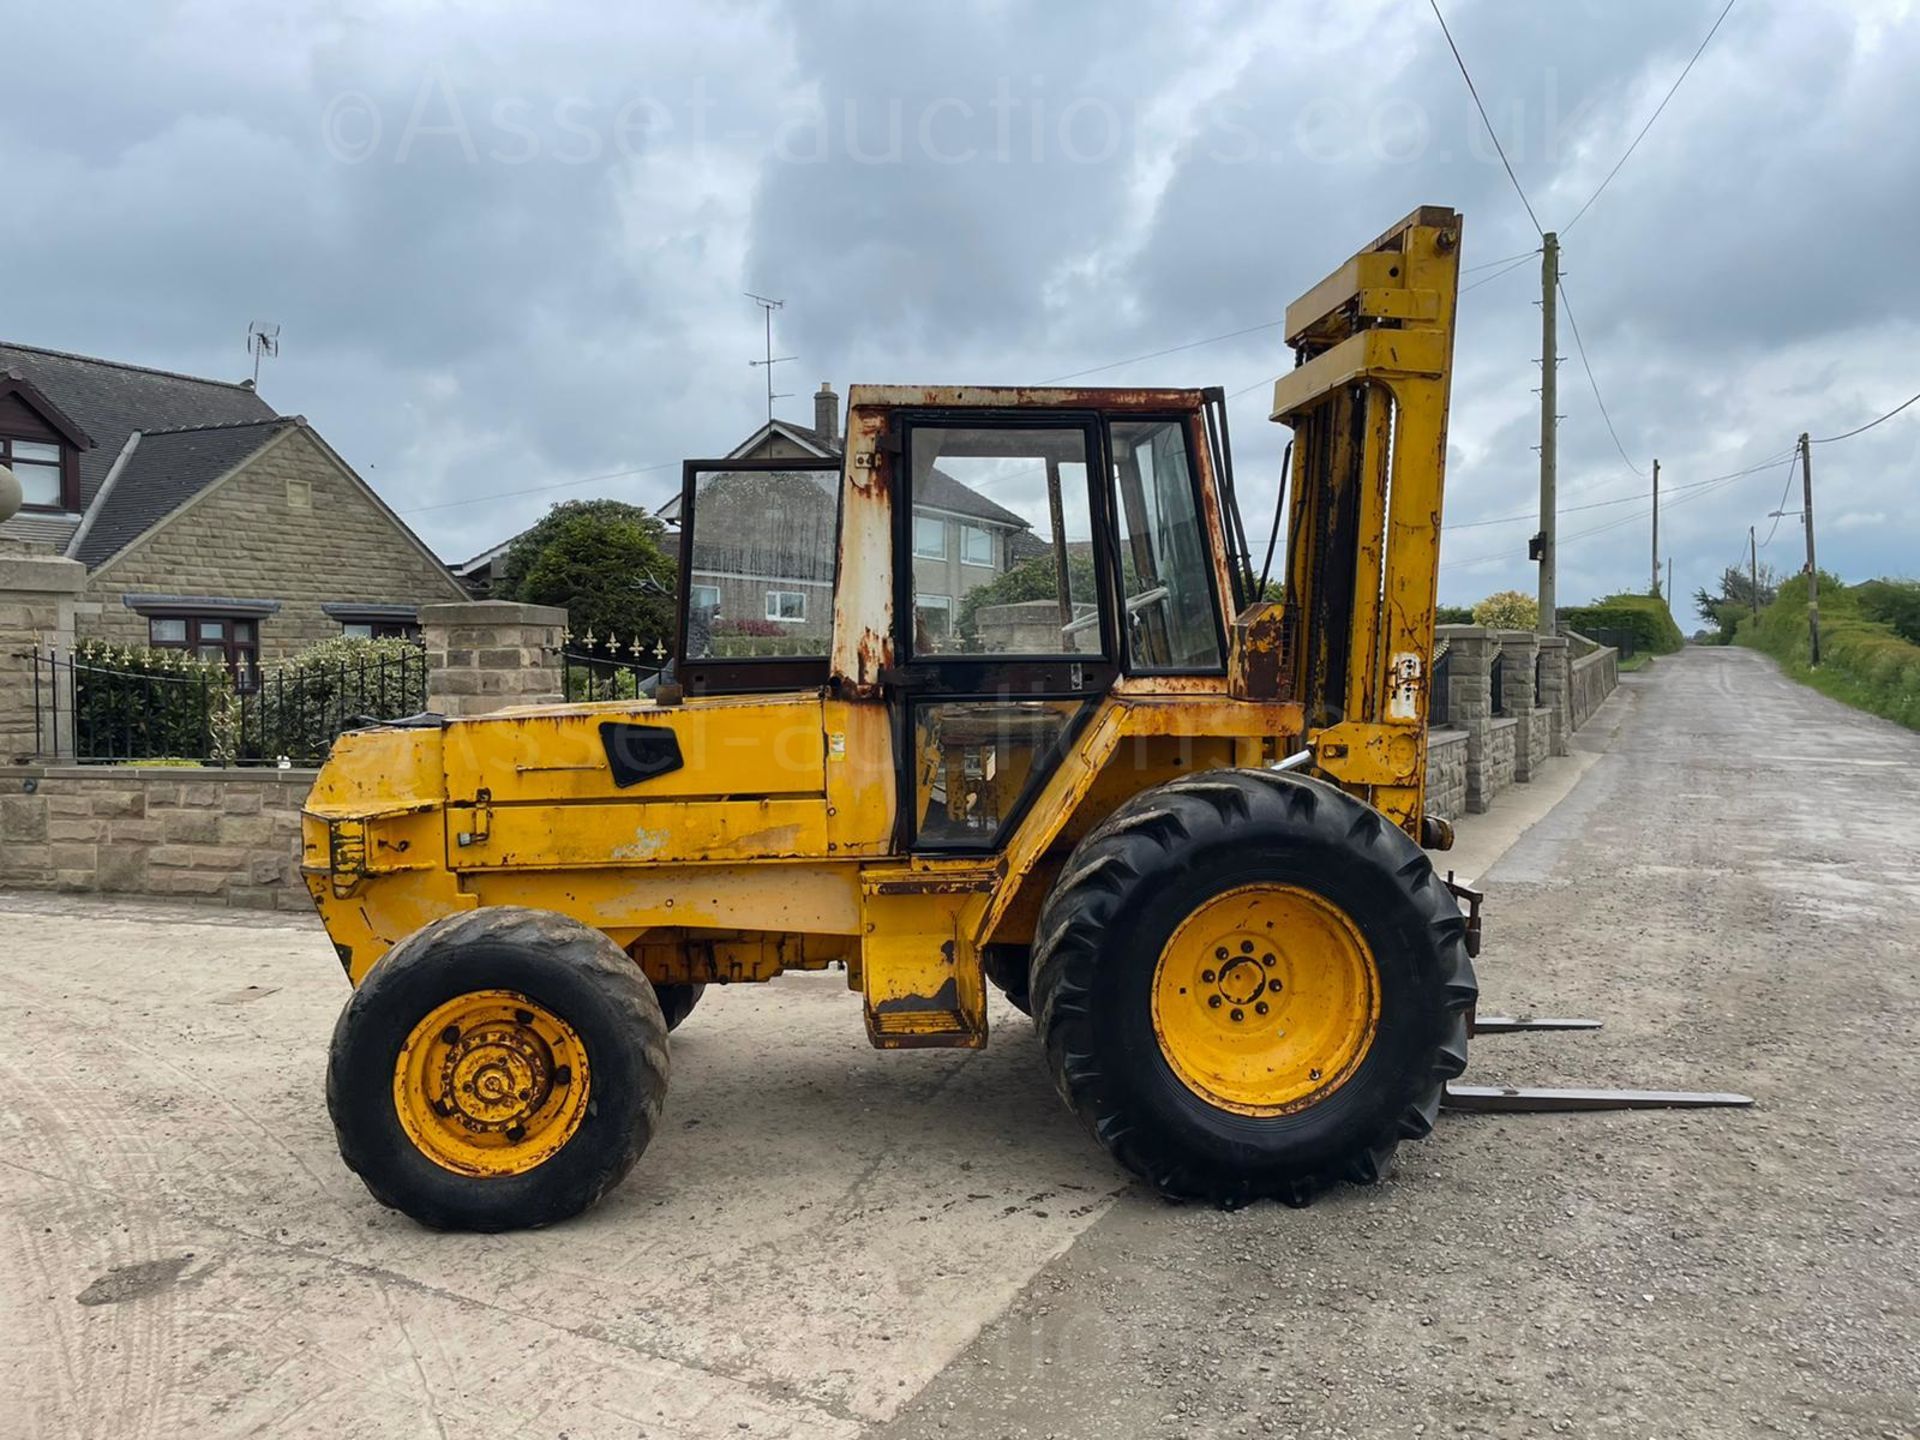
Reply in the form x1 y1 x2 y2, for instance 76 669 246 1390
0 341 466 683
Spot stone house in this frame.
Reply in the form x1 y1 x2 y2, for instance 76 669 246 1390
0 342 467 683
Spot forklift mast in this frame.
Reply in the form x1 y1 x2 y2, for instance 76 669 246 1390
1269 205 1463 837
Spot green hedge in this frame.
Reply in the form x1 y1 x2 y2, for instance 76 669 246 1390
1562 593 1684 656
1740 573 1920 730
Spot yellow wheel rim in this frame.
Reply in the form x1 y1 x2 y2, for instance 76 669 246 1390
1151 884 1379 1116
392 989 591 1177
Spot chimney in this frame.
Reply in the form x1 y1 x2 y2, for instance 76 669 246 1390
814 381 839 444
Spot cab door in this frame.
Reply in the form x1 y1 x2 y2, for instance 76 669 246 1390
883 412 1118 854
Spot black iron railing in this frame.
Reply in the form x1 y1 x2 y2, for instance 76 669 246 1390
19 644 428 766
561 635 669 702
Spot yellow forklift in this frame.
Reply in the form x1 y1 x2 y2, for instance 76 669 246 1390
305 207 1744 1230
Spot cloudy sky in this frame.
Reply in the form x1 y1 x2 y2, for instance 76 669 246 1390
7 0 1915 610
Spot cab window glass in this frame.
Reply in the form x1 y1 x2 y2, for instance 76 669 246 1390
1108 419 1223 671
906 426 1101 657
683 465 840 659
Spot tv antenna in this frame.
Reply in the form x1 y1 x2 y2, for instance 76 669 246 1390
745 293 795 425
246 322 281 386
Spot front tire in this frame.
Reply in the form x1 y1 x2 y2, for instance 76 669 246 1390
1031 769 1475 1206
327 907 669 1231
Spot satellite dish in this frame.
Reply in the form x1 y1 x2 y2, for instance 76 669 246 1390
0 465 20 525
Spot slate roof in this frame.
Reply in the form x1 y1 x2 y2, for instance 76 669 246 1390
70 419 293 568
913 465 1030 530
0 342 276 510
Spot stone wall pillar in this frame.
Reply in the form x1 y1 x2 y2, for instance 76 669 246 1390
1495 629 1542 781
1536 635 1570 756
420 600 567 718
1437 625 1498 814
0 547 86 762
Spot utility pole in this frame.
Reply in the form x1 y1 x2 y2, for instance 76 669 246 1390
1666 556 1673 606
1749 525 1759 617
1799 431 1820 666
1650 457 1660 597
1536 231 1559 634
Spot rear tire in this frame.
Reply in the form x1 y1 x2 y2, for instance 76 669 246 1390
327 907 668 1231
981 945 1032 1017
1031 769 1475 1206
655 983 705 1032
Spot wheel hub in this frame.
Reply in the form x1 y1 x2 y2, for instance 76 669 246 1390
1151 884 1380 1116
393 990 590 1176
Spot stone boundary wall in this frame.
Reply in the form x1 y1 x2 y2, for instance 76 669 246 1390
0 765 315 911
1427 728 1468 822
1431 624 1619 818
1570 646 1620 732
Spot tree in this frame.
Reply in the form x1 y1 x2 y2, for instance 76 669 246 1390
1693 563 1778 645
1471 590 1538 630
501 500 678 644
957 552 1099 642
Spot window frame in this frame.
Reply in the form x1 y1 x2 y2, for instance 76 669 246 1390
673 455 844 695
148 612 262 692
892 410 1120 670
1105 412 1230 677
0 434 73 513
915 591 953 638
960 523 993 567
911 512 948 560
764 589 807 623
687 582 721 613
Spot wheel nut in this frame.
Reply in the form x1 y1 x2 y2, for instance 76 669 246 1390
1240 941 1254 954
1201 968 1216 983
440 1025 461 1044
1268 979 1284 993
1230 1008 1244 1022
513 1008 535 1026
1215 946 1228 960
505 1124 526 1143
1208 995 1222 1009
1255 1001 1269 1016
1262 953 1276 968
552 1065 572 1086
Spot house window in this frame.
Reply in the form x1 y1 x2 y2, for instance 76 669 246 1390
0 437 65 510
916 593 952 639
961 524 993 567
689 583 721 614
149 615 261 692
913 513 948 559
766 590 807 622
340 620 420 640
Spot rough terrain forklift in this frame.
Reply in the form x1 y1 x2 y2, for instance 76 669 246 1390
304 206 1736 1232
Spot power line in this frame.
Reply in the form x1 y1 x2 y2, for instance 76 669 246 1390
402 460 683 514
1041 318 1287 384
1811 388 1920 443
1460 252 1536 294
1445 450 1794 532
1461 247 1541 275
1563 0 1740 234
1427 0 1546 237
1759 449 1802 546
1557 279 1645 478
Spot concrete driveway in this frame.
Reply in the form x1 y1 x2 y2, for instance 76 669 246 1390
5 647 1917 1439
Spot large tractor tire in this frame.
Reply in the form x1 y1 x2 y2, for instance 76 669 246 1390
327 907 669 1232
1030 769 1475 1207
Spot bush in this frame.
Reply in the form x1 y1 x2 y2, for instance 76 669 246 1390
71 640 233 762
1434 604 1475 626
1562 593 1684 656
1852 578 1920 646
957 552 1098 642
244 636 427 763
1470 590 1538 630
1740 571 1920 730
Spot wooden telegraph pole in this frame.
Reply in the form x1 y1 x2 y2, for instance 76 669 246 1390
1749 525 1759 616
1536 232 1559 634
1799 431 1820 665
1650 458 1660 596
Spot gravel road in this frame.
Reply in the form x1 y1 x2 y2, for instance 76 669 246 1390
4 647 1914 1439
877 647 1920 1440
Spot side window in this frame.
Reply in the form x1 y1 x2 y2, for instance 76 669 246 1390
1108 419 1224 671
912 699 1083 848
682 463 840 660
906 425 1102 657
